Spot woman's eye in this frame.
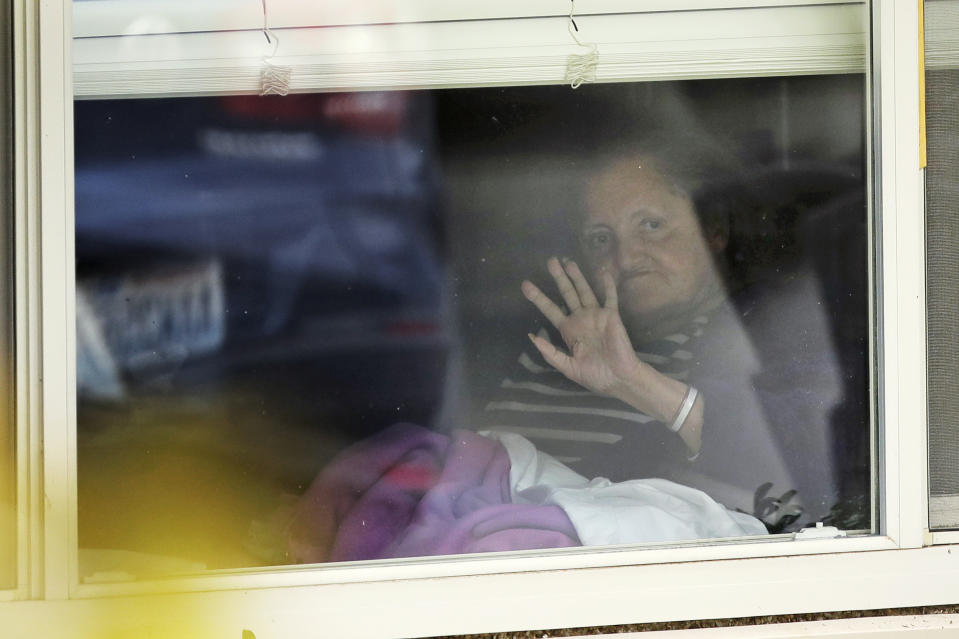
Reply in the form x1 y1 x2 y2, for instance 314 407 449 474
584 232 612 253
640 218 663 231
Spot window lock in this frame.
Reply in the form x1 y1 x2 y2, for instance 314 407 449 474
793 522 847 540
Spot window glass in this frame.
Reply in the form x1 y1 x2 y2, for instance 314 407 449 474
74 76 871 579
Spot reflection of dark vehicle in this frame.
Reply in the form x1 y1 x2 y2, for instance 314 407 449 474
75 93 450 438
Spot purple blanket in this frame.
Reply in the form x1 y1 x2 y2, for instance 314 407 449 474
287 424 581 563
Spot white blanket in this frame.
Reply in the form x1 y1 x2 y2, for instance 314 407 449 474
481 431 768 545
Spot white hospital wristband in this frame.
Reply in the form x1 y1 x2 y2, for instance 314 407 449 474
668 385 699 433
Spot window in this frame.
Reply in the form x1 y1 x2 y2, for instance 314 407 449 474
5 1 949 637
73 74 872 579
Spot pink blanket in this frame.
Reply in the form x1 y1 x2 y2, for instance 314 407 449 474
288 423 581 563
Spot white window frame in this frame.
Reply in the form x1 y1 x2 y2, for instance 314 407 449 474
2 0 949 636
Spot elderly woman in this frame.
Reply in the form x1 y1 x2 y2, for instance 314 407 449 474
484 149 859 532
288 145 865 564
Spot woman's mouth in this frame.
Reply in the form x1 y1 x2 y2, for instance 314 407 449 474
620 269 656 283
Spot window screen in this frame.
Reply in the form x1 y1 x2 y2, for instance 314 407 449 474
925 0 959 530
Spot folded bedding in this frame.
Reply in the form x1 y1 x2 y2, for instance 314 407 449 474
486 430 768 545
287 423 766 564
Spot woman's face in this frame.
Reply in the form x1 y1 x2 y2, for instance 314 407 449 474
581 157 725 333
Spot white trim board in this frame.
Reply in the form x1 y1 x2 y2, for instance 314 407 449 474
70 535 896 600
3 546 959 638
876 0 928 550
72 4 867 98
39 0 79 602
13 0 42 603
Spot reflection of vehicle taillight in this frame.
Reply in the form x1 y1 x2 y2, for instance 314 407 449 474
385 320 440 337
322 92 408 137
217 92 409 137
219 94 327 122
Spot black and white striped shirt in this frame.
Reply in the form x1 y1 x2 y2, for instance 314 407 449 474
483 316 710 483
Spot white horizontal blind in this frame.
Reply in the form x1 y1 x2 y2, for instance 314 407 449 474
72 0 861 37
72 3 867 99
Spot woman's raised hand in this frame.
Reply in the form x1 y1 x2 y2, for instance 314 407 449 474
521 257 654 404
522 257 703 452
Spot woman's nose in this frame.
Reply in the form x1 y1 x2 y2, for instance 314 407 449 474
615 235 648 269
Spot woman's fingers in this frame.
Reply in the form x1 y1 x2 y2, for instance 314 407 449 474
563 260 598 307
528 333 574 378
547 257 582 312
522 280 566 328
602 271 618 309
